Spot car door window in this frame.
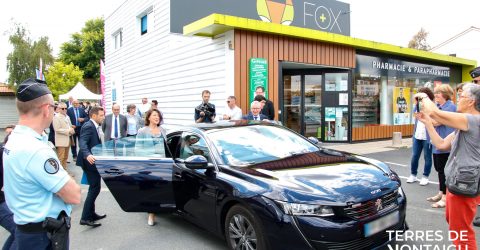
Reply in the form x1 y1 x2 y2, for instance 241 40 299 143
92 135 166 158
167 134 182 158
179 133 211 162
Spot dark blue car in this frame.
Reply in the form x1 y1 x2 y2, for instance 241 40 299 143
93 121 407 250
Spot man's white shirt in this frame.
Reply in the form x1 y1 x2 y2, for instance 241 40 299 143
222 106 242 120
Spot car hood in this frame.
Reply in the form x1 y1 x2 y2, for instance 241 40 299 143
233 150 399 204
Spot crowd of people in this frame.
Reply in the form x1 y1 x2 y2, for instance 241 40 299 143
1 66 479 249
410 66 480 249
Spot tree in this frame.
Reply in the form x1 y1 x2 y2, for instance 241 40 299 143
45 61 84 100
59 18 104 81
408 28 431 51
6 23 54 89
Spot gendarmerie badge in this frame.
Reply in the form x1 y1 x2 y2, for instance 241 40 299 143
44 158 60 174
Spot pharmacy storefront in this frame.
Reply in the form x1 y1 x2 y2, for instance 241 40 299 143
106 0 476 142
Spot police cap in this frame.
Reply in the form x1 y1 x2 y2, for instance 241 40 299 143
470 66 480 78
16 78 52 102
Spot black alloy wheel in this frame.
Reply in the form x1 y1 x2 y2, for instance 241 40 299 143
225 205 266 250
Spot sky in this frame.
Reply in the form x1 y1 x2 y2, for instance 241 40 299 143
0 0 479 83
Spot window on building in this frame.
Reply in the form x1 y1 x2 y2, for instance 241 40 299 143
113 30 122 50
141 15 148 35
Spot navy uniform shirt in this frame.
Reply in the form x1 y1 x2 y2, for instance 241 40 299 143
3 125 72 224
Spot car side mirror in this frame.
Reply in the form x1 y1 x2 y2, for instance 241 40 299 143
185 155 210 170
308 137 321 145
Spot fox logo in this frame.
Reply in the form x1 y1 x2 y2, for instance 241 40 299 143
257 0 294 25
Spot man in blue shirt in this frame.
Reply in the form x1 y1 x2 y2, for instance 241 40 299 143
3 78 81 250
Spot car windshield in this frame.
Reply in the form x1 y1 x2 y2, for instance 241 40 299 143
207 125 319 166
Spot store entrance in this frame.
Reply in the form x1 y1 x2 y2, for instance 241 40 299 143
281 66 351 142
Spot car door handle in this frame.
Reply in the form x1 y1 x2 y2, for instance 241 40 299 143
105 168 124 175
174 173 182 179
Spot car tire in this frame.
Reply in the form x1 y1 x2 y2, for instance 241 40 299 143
225 204 267 250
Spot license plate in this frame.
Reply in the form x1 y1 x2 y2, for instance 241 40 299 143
364 211 399 237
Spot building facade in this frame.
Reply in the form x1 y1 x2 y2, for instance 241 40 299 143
105 0 476 142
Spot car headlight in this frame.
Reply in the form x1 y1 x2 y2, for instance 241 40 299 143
278 201 334 217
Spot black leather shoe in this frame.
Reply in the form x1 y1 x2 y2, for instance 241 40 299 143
80 220 101 227
93 213 107 221
474 217 480 227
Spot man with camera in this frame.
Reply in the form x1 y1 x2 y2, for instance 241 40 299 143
195 90 216 123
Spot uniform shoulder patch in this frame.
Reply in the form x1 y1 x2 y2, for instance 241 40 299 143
44 158 60 174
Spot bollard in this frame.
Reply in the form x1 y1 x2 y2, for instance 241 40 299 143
392 132 402 147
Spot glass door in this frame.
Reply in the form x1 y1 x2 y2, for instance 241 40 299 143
304 75 322 138
323 72 350 142
283 75 302 134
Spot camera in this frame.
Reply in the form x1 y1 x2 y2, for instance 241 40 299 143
196 103 216 117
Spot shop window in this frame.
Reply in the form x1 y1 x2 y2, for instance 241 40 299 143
352 76 380 128
325 73 348 91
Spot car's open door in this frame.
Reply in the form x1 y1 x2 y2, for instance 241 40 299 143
92 136 175 213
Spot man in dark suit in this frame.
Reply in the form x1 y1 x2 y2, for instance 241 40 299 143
77 106 106 227
67 99 89 158
255 86 275 120
243 101 268 121
101 104 127 141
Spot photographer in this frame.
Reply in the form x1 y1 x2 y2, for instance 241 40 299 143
195 90 216 123
415 83 480 250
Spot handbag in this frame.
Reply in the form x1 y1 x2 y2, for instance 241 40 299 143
80 172 89 185
446 136 480 197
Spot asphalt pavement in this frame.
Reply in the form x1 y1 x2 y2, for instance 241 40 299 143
1 139 479 249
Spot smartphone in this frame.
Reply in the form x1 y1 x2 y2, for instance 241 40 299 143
415 97 421 112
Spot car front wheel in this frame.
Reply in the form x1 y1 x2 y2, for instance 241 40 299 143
225 205 266 250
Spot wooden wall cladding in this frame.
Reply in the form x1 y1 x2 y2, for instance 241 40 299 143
234 30 356 119
352 125 414 141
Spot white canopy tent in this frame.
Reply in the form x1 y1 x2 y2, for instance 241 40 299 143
59 82 102 100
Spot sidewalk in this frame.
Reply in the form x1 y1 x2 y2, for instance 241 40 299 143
322 138 412 155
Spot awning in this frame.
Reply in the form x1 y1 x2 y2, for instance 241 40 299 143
184 14 476 69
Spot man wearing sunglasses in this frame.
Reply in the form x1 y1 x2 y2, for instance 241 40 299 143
53 103 75 172
221 96 242 120
470 66 480 84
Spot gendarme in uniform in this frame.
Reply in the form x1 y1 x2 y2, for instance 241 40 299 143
4 126 72 223
3 78 79 250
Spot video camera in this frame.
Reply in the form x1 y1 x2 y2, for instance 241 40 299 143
196 103 216 117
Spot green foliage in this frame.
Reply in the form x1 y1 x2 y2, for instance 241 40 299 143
45 61 84 100
408 28 431 51
59 18 104 80
6 24 54 89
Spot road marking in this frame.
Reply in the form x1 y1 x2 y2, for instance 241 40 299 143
398 175 439 185
408 205 445 215
385 161 408 167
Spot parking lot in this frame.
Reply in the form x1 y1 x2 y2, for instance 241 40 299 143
1 141 479 249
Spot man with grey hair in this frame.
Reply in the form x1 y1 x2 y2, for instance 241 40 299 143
3 78 81 249
415 83 480 249
102 104 128 141
242 101 268 121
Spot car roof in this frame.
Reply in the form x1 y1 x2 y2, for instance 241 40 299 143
163 120 279 134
